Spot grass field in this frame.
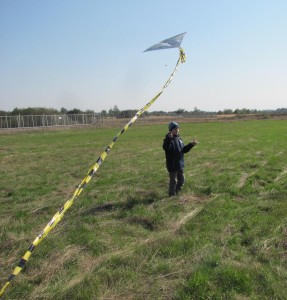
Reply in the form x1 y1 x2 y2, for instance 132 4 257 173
0 119 286 299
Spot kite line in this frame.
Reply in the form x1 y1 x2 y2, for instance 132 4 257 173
0 34 186 297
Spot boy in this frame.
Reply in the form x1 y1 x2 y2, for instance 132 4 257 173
162 121 198 196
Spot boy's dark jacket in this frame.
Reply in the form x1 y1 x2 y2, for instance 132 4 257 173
163 134 194 172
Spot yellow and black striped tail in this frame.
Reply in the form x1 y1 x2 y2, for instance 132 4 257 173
0 47 186 297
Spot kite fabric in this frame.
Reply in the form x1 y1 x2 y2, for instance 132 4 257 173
0 34 186 298
144 32 187 52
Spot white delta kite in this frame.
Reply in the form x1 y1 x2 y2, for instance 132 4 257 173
144 32 187 52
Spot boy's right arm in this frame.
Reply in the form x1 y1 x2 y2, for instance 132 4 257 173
163 133 173 151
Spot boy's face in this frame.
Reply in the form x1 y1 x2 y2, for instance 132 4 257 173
171 127 179 135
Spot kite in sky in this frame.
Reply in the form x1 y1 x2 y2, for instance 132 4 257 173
144 32 186 51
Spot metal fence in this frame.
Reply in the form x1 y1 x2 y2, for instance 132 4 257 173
0 113 103 129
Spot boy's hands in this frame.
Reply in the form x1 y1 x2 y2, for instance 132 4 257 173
191 140 198 146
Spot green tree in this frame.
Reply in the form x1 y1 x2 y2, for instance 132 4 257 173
175 108 186 115
101 110 107 117
60 107 68 114
67 108 82 114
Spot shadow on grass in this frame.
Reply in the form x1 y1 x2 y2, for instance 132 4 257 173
83 191 161 215
127 216 156 231
82 191 162 231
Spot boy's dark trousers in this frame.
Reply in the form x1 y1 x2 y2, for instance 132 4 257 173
169 169 185 196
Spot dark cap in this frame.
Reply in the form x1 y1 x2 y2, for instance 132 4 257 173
168 121 179 131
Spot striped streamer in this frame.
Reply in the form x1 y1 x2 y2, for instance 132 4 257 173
0 47 186 297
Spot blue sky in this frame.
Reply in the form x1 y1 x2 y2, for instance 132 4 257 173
0 0 286 112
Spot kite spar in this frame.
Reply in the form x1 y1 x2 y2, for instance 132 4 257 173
0 32 187 297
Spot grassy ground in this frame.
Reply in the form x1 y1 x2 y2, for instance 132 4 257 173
0 120 286 299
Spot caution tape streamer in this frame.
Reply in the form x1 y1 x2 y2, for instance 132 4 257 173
0 47 186 297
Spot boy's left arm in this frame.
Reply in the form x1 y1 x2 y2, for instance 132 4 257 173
183 140 198 153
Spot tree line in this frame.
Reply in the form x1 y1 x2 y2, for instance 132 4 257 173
1 106 287 117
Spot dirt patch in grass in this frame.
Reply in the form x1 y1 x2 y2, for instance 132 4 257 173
274 167 287 182
238 172 250 188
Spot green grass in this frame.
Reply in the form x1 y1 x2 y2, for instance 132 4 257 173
0 120 286 299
